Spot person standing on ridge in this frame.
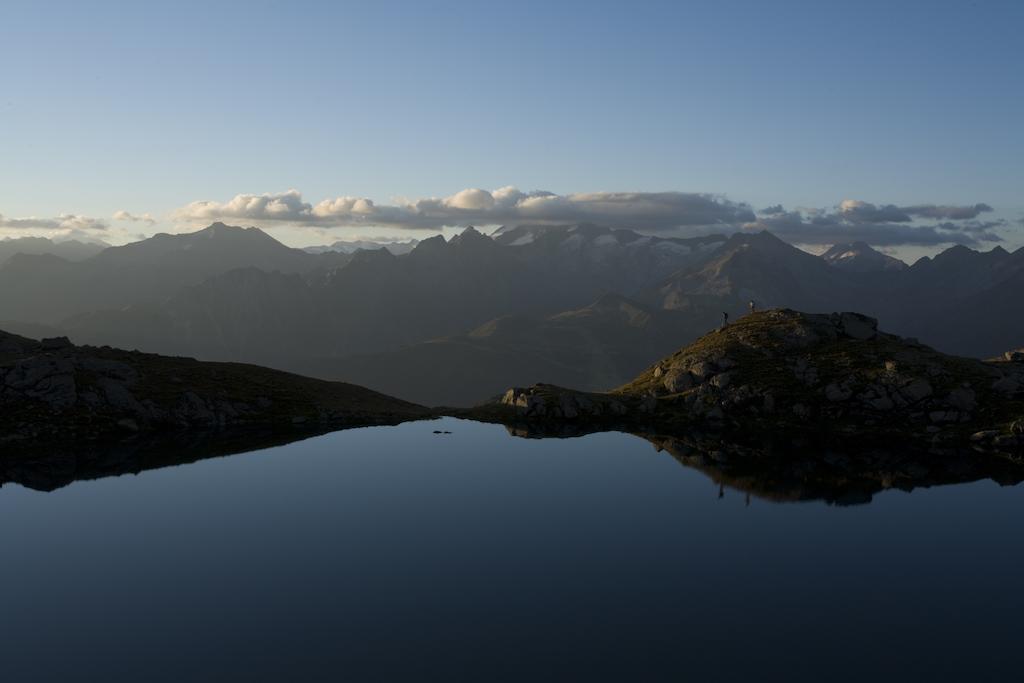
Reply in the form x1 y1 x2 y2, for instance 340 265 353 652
722 312 729 329
749 300 756 315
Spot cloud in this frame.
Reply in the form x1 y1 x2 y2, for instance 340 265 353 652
0 213 107 232
834 199 994 224
113 210 157 226
746 202 1004 247
904 203 993 220
173 187 756 232
837 200 914 224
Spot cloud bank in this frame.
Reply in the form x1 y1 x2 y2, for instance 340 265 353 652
0 213 107 232
8 191 1008 250
173 187 757 232
744 200 1005 247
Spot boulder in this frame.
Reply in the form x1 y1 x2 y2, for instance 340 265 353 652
836 312 878 340
946 387 977 413
40 336 73 351
663 369 694 393
824 383 852 402
900 379 933 402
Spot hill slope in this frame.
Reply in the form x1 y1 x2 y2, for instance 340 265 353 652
486 309 1024 450
307 293 715 406
0 329 430 445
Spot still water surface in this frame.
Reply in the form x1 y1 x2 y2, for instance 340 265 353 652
1 418 1021 681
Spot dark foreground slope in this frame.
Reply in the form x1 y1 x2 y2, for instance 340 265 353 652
0 329 430 445
475 309 1024 452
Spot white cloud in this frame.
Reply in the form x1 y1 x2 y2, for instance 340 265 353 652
172 187 756 232
113 210 157 225
0 213 107 232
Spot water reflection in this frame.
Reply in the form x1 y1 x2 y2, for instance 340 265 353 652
0 427 336 492
497 421 1024 504
4 420 1022 504
3 418 1024 681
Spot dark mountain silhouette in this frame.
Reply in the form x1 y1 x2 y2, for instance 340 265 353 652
642 231 862 315
63 267 323 363
304 238 419 255
306 293 717 406
57 231 534 363
0 223 349 324
1 222 1021 408
90 222 334 273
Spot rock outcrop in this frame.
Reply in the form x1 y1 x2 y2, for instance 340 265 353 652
476 309 1024 452
499 384 655 420
0 329 430 445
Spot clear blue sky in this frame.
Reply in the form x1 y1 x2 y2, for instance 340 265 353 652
1 0 1021 248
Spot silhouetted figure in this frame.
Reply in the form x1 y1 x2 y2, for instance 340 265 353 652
721 312 729 328
748 300 756 314
718 483 725 499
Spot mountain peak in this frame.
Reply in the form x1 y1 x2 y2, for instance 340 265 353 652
449 225 490 244
410 234 449 256
821 242 906 272
199 222 275 240
448 225 496 252
722 230 791 252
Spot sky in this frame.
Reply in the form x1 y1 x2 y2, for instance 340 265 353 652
1 0 1022 257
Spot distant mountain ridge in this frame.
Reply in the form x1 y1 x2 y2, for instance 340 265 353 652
821 242 907 272
304 238 419 255
1 221 1021 407
306 292 714 406
0 236 107 264
0 223 350 324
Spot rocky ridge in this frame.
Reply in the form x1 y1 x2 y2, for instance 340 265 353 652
490 309 1024 451
0 329 430 444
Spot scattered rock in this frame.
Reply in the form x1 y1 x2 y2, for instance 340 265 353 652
900 379 933 402
40 336 73 351
835 312 878 340
824 383 852 402
970 430 999 442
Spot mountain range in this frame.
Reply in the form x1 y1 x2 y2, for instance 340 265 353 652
0 221 1021 406
303 238 420 255
0 236 107 265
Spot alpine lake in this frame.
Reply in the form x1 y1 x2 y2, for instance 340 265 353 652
2 417 1021 682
